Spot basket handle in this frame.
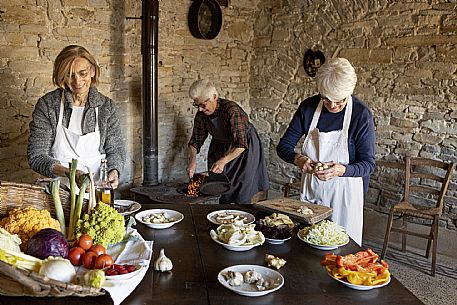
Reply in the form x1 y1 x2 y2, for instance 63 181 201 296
0 260 42 293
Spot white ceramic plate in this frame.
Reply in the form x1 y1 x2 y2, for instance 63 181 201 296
207 210 255 225
114 199 142 216
210 233 262 251
218 265 284 297
135 209 184 229
327 272 391 290
265 236 291 245
105 266 143 281
297 229 349 250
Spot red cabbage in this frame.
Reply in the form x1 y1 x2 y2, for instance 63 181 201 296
26 228 69 259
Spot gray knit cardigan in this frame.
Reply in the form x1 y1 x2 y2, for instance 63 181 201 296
27 87 126 178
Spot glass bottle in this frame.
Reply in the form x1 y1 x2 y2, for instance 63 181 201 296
96 159 114 207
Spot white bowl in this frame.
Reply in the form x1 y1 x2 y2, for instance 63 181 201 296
297 228 349 250
210 233 262 252
265 236 291 245
105 265 143 281
114 199 142 216
207 210 255 225
135 209 184 229
328 271 391 290
218 265 284 297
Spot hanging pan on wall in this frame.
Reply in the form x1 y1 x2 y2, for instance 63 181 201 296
188 0 223 39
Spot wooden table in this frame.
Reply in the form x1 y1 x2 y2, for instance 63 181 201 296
0 203 424 305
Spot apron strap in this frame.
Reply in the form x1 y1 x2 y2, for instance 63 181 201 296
309 100 323 130
341 96 353 136
58 90 65 126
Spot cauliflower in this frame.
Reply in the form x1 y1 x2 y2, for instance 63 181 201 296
0 207 61 251
74 203 125 247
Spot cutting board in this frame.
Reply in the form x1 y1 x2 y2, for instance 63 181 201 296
253 197 332 225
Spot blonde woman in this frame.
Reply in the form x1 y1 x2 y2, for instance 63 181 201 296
187 79 269 204
28 45 125 189
277 58 376 245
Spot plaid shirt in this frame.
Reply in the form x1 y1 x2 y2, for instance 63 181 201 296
188 98 250 153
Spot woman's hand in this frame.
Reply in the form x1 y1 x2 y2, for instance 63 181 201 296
294 154 314 173
210 159 226 174
314 162 346 181
108 170 119 189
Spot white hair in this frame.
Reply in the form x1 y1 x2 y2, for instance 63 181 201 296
316 58 357 102
188 79 219 100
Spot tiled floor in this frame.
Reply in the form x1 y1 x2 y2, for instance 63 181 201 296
386 254 457 305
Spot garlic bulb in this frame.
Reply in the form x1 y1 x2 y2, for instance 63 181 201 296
154 248 173 272
224 271 244 286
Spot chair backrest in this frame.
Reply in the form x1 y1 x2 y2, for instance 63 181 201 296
403 157 454 212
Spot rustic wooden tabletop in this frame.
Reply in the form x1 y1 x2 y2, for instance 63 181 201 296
0 203 424 305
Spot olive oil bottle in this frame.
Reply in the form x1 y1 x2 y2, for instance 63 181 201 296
96 159 114 207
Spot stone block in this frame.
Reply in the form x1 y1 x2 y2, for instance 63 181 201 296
386 35 457 46
412 133 443 145
391 117 418 128
338 48 370 62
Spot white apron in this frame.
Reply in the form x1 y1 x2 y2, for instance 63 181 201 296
300 96 364 245
51 91 105 190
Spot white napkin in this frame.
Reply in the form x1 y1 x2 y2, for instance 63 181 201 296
76 228 153 305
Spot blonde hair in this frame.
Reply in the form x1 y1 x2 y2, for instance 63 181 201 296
52 45 100 89
188 79 219 101
316 58 357 102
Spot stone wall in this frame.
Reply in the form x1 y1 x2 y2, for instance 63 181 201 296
250 0 457 230
1 0 456 229
0 0 259 191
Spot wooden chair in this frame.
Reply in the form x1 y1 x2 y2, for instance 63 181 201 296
380 157 454 276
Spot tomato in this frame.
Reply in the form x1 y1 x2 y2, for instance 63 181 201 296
82 251 98 269
95 254 114 269
105 268 119 276
88 244 106 256
77 234 93 251
68 246 86 266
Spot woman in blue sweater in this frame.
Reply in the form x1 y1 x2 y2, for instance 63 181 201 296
277 58 376 245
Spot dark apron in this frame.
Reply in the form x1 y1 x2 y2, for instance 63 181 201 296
206 116 269 204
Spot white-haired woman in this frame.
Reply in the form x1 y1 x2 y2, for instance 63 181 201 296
277 58 376 245
187 79 269 204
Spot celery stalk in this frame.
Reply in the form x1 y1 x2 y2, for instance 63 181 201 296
68 159 78 240
50 179 66 237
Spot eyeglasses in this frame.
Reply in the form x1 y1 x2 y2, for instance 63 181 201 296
321 96 347 105
69 66 92 79
192 98 211 109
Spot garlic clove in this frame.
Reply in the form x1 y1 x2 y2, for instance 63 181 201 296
154 248 173 272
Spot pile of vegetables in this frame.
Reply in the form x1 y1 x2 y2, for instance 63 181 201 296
298 220 349 246
0 158 128 290
75 203 125 247
0 207 61 251
68 234 114 270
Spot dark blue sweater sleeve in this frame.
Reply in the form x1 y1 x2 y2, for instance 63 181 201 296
343 106 376 179
276 102 309 164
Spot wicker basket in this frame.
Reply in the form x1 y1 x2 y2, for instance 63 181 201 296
0 181 105 297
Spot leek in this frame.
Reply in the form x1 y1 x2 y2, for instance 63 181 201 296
73 175 91 232
68 159 78 241
50 179 66 237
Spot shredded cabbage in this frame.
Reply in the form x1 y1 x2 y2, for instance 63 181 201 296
300 220 349 246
